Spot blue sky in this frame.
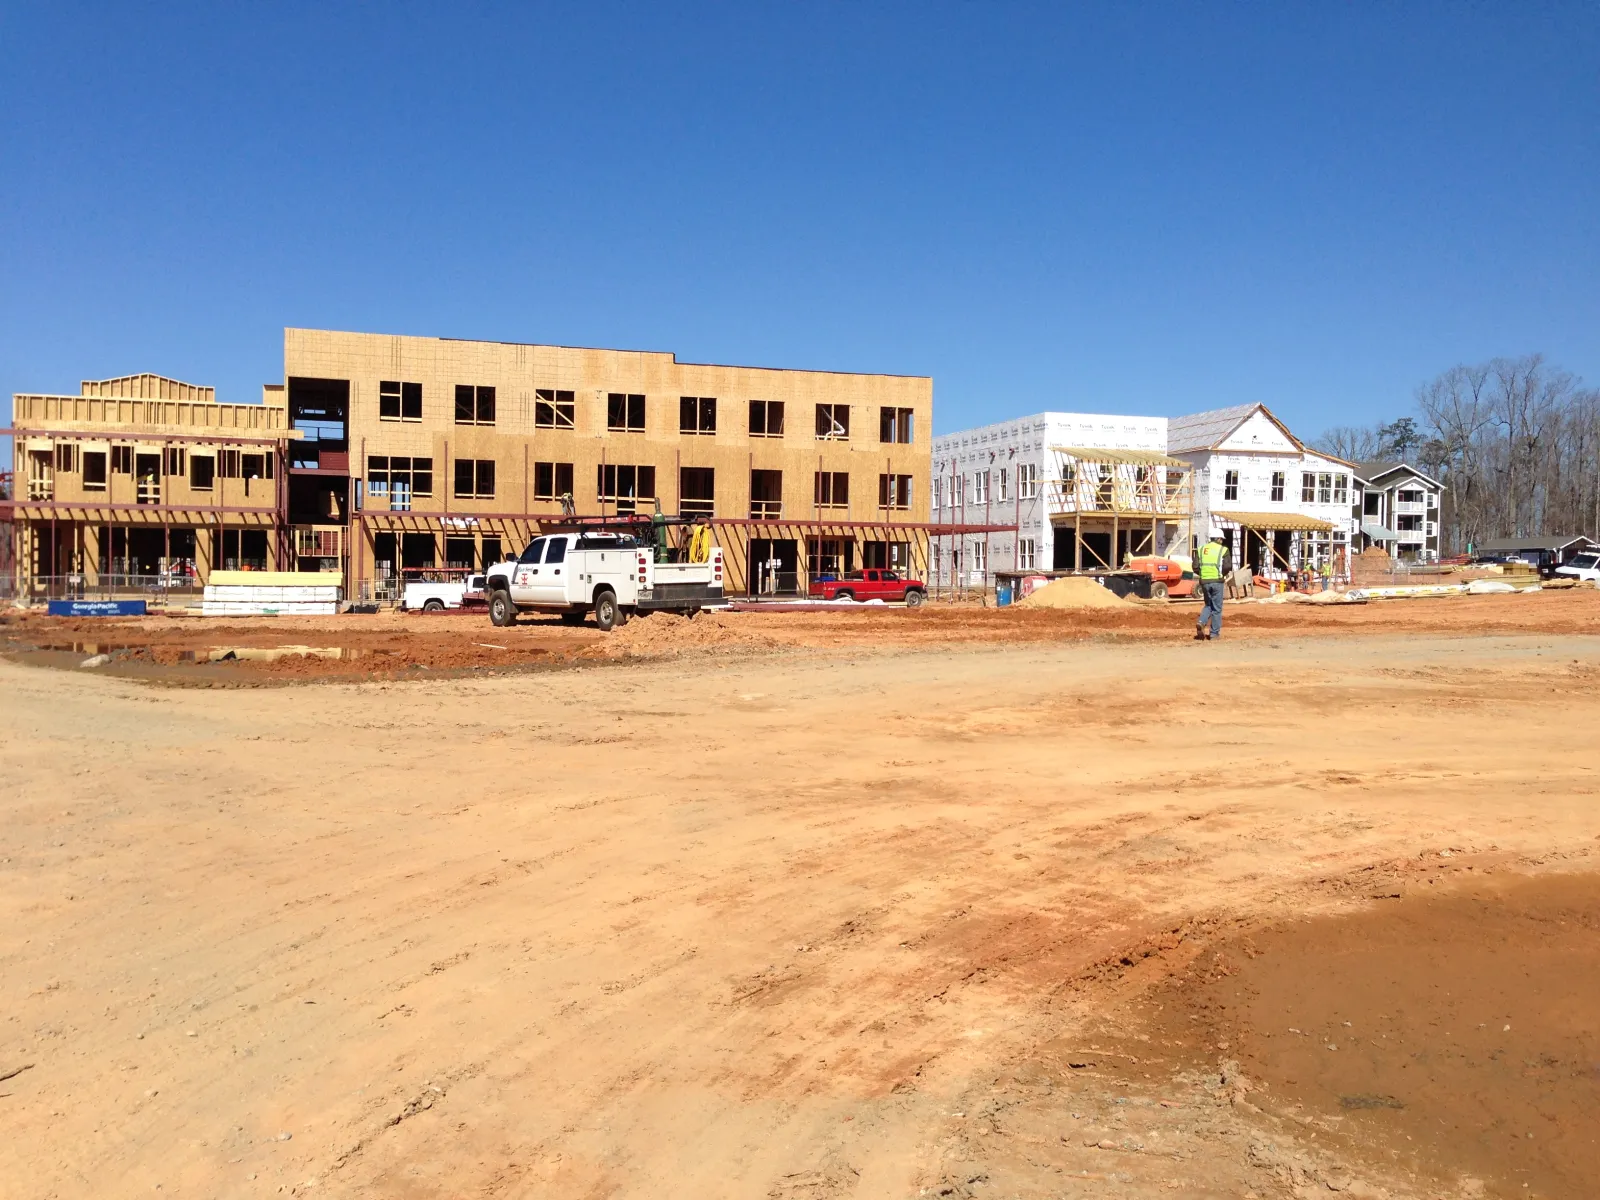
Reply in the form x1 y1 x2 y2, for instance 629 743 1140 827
2 2 1596 460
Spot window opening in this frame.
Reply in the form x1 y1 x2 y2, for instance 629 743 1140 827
878 407 914 444
679 396 716 434
381 381 423 421
814 471 849 508
607 393 646 432
533 461 574 501
680 467 715 517
749 399 785 437
815 403 850 440
535 388 575 428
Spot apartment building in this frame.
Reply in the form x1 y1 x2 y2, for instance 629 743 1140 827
1170 403 1359 574
5 331 934 599
6 373 295 594
1352 461 1444 561
284 328 932 596
929 412 1173 585
933 401 1362 586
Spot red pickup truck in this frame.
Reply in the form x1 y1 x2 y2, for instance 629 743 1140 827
809 569 927 606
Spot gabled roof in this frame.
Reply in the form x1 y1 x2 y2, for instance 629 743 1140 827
1167 403 1303 455
1355 461 1446 490
79 374 215 404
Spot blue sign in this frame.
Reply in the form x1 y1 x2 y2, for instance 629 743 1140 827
47 600 148 617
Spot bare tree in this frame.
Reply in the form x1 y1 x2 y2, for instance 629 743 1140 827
1411 355 1594 551
1311 424 1382 462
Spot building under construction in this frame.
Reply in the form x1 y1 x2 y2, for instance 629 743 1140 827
5 329 1011 600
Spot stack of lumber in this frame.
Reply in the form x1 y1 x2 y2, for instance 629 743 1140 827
201 571 343 616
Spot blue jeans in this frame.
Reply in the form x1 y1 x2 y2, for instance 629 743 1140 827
1198 580 1224 637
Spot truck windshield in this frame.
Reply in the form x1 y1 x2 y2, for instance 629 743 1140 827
519 538 547 564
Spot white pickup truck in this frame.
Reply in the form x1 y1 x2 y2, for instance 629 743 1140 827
484 532 725 630
402 573 486 612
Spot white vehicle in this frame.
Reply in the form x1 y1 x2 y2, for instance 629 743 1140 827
485 532 724 630
402 572 486 612
1555 552 1600 583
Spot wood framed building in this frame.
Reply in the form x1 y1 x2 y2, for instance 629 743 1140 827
285 328 934 598
4 375 297 599
1044 445 1195 569
7 330 948 600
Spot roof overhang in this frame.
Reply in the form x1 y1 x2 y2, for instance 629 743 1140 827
1050 446 1190 467
1214 510 1335 533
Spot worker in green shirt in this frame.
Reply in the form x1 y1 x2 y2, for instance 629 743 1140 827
1195 534 1231 641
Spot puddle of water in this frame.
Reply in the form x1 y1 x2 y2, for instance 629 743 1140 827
34 642 135 655
22 641 389 664
181 646 388 663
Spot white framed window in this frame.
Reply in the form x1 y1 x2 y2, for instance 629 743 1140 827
1017 462 1038 499
1270 471 1285 502
1224 469 1239 501
997 467 1009 502
970 539 988 575
973 470 990 504
931 476 942 510
1017 537 1036 569
1333 474 1349 505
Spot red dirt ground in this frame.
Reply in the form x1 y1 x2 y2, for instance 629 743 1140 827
3 587 1597 683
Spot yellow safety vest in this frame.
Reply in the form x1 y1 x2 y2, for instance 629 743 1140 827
1198 541 1227 581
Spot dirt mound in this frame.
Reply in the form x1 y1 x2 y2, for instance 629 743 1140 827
1014 576 1132 609
583 610 776 657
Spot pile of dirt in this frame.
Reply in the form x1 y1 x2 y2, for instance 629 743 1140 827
582 610 777 657
1014 576 1133 609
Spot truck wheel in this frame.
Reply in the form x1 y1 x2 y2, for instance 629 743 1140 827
904 589 925 608
593 590 618 632
834 589 855 602
559 611 585 626
1150 582 1169 600
423 599 445 613
489 590 517 627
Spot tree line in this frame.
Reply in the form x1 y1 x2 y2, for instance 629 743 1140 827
1314 354 1600 553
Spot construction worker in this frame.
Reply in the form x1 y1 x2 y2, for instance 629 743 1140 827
1195 534 1231 641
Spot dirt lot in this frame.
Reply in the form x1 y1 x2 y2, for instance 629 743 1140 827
2 595 1599 1199
1 586 1597 682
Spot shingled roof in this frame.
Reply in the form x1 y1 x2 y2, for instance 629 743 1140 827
1167 403 1303 455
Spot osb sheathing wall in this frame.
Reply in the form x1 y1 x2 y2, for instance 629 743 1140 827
286 328 933 524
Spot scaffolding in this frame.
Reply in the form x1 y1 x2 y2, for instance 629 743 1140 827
1046 446 1195 569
